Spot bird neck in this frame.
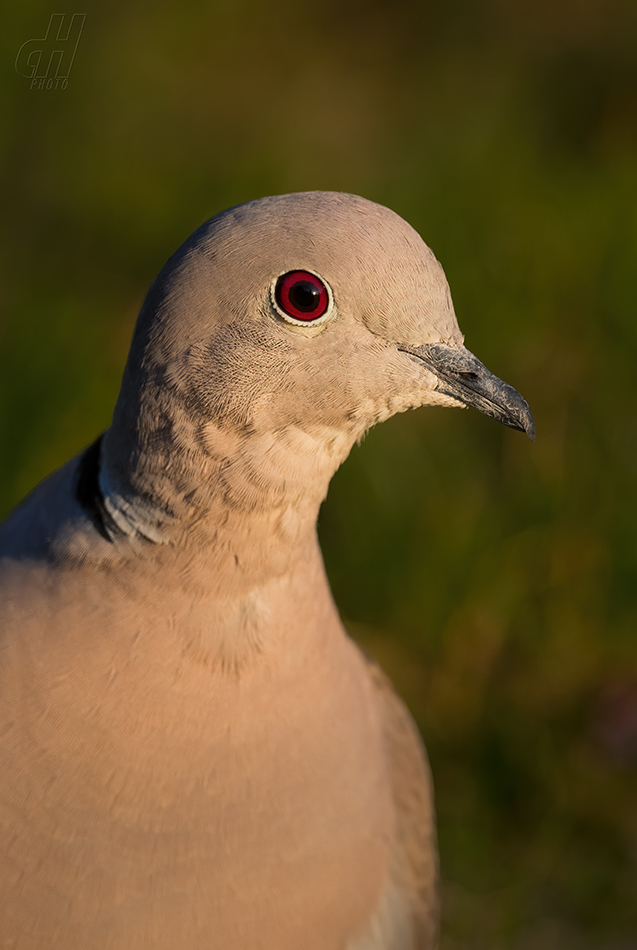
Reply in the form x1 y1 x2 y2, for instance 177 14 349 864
97 413 351 586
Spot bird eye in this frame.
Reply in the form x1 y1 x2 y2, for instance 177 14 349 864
274 270 330 322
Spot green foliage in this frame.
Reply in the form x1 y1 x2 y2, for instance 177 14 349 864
2 1 636 944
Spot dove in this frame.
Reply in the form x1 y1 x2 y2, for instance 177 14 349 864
0 191 533 949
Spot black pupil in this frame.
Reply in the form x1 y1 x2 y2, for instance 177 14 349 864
290 280 320 312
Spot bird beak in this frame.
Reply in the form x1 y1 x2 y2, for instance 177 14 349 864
399 342 535 440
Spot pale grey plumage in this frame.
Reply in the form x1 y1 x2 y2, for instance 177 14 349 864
0 191 533 949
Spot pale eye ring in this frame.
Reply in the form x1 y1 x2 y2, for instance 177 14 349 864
272 270 332 324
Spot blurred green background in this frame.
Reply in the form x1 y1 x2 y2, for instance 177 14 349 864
2 1 637 946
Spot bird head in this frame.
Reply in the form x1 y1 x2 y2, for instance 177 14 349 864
103 192 533 530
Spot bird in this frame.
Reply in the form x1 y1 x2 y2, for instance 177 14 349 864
0 191 534 950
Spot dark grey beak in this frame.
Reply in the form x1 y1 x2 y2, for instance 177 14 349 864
399 342 535 440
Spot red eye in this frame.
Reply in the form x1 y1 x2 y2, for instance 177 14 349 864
274 270 330 321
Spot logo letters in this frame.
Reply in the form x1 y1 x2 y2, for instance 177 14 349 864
15 14 86 90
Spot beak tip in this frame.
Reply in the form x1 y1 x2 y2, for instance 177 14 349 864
523 411 536 442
